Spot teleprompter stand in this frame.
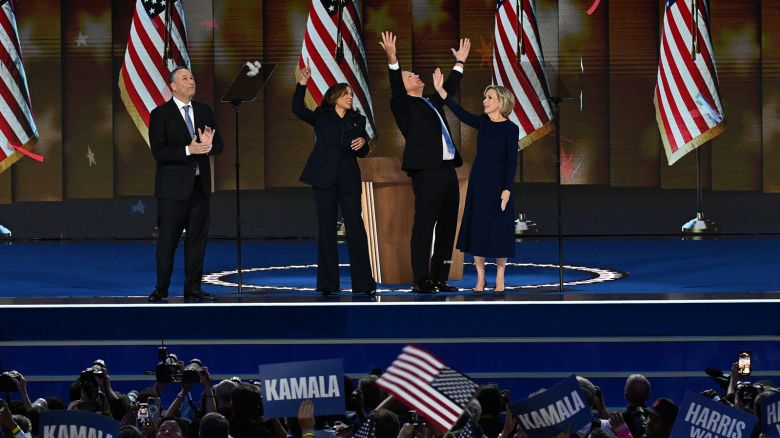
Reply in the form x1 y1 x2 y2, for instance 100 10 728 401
220 62 276 293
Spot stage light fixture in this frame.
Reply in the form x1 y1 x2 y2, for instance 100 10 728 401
682 212 718 237
515 213 540 236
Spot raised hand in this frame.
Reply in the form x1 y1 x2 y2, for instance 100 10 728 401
297 399 315 433
432 68 447 99
379 31 397 64
451 37 471 63
297 64 312 86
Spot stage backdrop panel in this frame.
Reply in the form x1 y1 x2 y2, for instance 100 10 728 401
1 0 780 206
63 0 113 199
608 0 660 188
214 0 265 191
710 1 761 192
762 0 780 193
10 1 63 202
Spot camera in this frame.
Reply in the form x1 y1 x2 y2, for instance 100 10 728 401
182 359 206 384
80 365 104 385
155 347 182 383
736 381 763 407
0 371 20 392
409 410 425 426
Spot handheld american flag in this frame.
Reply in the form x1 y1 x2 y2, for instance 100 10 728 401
118 0 191 146
493 0 554 149
353 413 376 438
298 0 376 138
0 0 40 174
376 345 479 432
655 0 725 165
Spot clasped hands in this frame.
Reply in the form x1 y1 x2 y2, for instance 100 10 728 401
188 126 216 155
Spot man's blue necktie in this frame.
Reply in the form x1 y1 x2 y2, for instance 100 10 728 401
421 97 456 155
183 105 195 138
183 105 199 175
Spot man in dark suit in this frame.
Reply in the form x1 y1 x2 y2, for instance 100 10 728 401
148 66 224 302
379 31 471 293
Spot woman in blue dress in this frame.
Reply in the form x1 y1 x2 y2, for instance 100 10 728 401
433 68 518 292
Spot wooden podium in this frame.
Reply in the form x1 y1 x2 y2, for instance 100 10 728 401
358 157 470 285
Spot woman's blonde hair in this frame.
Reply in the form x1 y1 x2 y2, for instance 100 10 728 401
483 85 515 117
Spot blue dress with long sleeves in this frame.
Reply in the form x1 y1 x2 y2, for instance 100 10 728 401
444 96 519 258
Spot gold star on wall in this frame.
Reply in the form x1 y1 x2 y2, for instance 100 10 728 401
365 4 396 39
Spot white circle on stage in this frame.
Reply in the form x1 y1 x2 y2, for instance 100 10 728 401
202 262 624 293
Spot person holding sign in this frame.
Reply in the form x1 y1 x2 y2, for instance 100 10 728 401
432 70 518 293
293 64 376 297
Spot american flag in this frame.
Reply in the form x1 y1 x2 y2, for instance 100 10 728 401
298 0 376 138
376 345 479 432
493 0 554 149
118 0 190 146
353 413 376 438
0 0 39 174
655 0 725 165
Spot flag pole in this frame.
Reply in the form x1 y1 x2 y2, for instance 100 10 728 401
163 0 173 65
681 144 717 235
335 0 345 64
553 96 564 291
517 0 524 56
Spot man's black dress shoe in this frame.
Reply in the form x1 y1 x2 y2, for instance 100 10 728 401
411 279 437 294
433 280 458 292
184 289 217 302
148 289 168 302
353 280 377 296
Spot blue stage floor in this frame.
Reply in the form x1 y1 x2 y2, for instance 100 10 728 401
2 237 780 410
2 237 779 301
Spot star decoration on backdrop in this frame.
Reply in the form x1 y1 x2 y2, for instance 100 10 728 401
413 0 449 32
365 4 396 38
86 146 96 167
131 200 146 214
74 32 88 48
201 18 218 30
476 36 493 67
560 144 584 184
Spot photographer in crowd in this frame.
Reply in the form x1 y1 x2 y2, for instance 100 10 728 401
4 348 780 438
165 359 217 423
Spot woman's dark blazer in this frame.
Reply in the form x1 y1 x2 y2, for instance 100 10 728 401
292 84 369 193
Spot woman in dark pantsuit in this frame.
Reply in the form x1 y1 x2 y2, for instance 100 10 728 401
433 69 519 293
293 65 376 296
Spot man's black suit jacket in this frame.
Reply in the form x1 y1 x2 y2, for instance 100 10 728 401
292 83 369 192
388 67 463 171
149 98 224 200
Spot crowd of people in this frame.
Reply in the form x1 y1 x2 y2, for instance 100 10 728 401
0 359 776 438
